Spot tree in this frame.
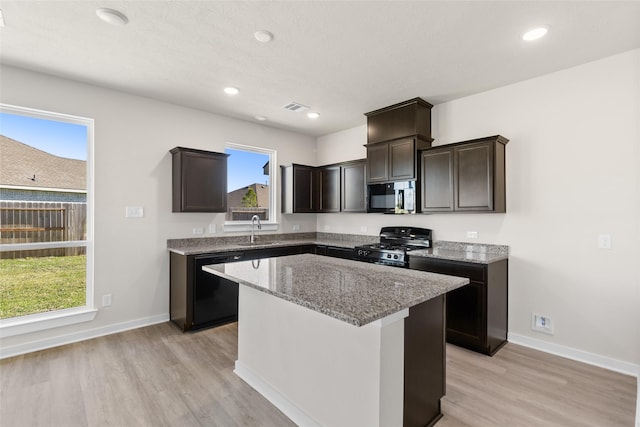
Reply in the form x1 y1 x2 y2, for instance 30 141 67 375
241 187 258 207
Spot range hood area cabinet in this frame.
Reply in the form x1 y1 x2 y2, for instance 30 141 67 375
281 160 366 214
421 135 509 213
170 147 228 213
365 98 433 184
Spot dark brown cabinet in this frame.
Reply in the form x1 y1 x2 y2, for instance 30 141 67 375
319 166 341 213
420 135 508 213
366 137 425 183
282 160 366 214
421 147 454 212
409 257 508 356
281 164 319 213
171 147 228 212
341 160 366 212
364 98 433 184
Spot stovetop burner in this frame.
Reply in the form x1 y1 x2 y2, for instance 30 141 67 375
353 226 433 267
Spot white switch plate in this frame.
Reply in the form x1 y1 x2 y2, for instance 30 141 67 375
597 233 611 249
292 224 300 231
193 227 204 235
102 294 112 307
125 206 144 218
209 224 216 234
466 231 478 239
360 226 368 233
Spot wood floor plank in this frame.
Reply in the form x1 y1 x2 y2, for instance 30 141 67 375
0 322 636 426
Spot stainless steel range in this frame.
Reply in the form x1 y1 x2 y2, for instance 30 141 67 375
354 226 433 267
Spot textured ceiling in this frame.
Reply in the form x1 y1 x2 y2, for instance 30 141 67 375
1 1 639 137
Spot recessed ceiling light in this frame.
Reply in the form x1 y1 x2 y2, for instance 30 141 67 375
254 116 267 121
96 8 128 26
254 30 274 43
307 112 320 119
224 87 239 95
522 26 548 41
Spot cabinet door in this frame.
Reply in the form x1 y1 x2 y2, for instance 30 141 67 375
172 148 228 212
454 141 494 211
366 143 389 183
421 148 454 212
389 138 416 181
319 166 341 212
341 161 366 212
193 255 238 327
293 165 318 213
446 281 485 350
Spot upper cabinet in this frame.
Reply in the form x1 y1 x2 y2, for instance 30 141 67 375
281 160 366 214
341 160 366 213
170 147 228 213
421 136 509 213
364 98 433 184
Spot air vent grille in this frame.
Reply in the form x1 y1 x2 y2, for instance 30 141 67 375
282 102 310 112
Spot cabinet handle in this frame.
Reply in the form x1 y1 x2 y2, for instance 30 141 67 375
233 255 242 260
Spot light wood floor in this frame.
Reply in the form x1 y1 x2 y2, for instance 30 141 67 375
1 322 636 427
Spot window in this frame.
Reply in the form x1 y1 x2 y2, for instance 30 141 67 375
224 143 276 228
0 104 95 336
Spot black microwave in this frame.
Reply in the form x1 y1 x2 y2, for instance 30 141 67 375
367 181 417 214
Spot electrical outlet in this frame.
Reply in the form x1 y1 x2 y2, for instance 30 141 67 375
102 294 112 307
292 224 300 231
125 206 144 218
531 313 554 335
466 231 478 239
193 227 204 235
597 233 611 249
360 226 368 233
209 224 216 234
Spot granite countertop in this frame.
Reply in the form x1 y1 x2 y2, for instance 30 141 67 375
203 253 469 327
168 233 508 264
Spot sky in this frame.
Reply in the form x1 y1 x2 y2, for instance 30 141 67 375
0 112 87 160
226 148 270 192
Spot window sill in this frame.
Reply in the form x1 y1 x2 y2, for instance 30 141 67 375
223 222 279 233
0 306 98 338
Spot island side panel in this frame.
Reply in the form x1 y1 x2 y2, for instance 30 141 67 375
403 295 446 427
235 285 406 427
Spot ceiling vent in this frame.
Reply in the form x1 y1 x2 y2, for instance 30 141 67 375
282 102 310 113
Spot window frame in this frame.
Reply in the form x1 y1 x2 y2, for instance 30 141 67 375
0 103 96 338
223 142 278 232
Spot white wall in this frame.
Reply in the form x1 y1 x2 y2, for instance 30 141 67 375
316 49 640 367
0 65 316 352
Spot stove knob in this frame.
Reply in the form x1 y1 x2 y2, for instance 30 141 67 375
386 254 392 258
393 254 399 259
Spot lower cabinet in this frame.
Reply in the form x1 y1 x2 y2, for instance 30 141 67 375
314 245 355 260
409 257 508 356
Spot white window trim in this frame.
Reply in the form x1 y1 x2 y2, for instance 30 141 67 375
223 142 279 232
0 103 95 337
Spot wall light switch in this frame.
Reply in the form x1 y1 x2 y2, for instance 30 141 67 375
597 233 611 249
466 231 478 239
292 224 300 231
360 226 368 233
208 224 216 234
193 227 204 235
125 206 144 218
102 294 112 307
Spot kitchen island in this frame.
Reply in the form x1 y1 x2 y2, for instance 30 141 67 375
203 254 468 427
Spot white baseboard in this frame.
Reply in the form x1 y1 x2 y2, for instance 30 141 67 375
508 332 639 377
508 333 640 427
0 313 170 359
234 360 322 427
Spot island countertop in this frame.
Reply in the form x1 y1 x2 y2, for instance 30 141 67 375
203 253 469 327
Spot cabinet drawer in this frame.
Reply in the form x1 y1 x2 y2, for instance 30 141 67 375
408 257 485 282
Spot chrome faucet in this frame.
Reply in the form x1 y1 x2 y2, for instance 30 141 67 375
250 215 261 244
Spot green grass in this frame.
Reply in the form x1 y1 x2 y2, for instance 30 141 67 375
0 255 86 319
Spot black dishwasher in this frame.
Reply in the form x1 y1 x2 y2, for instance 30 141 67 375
192 253 243 328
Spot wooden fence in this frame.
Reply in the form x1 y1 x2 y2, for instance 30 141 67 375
0 201 87 259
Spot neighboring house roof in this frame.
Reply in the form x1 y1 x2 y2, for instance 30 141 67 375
0 135 86 191
227 183 269 209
